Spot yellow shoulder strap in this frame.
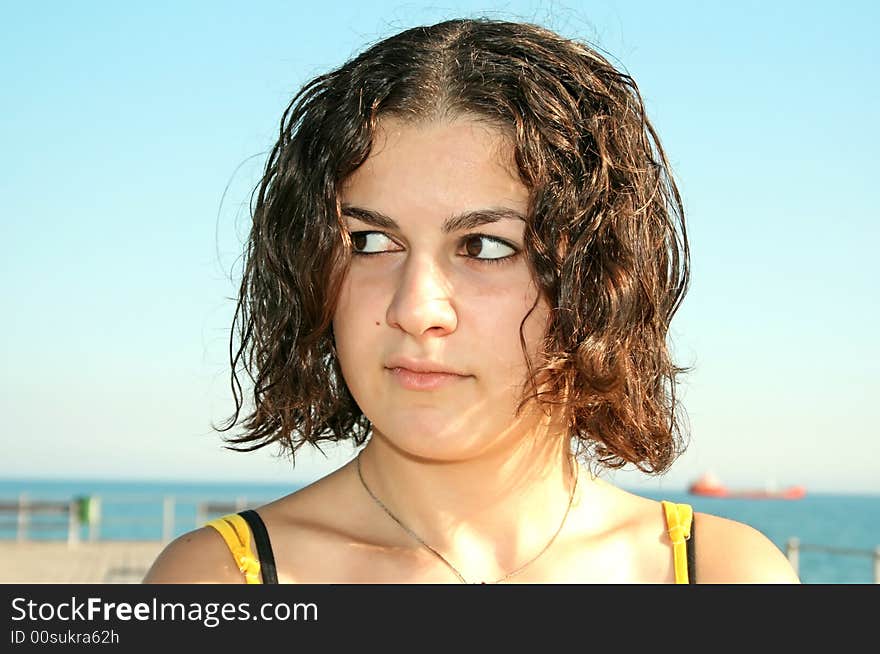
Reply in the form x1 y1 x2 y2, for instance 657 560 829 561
205 513 263 584
661 500 693 584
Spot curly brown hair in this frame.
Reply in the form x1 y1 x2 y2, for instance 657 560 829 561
218 17 690 475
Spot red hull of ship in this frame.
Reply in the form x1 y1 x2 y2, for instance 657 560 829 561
688 484 806 500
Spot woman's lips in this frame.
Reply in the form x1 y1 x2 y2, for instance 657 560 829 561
387 367 468 391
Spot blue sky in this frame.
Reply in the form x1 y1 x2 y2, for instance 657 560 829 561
2 1 877 493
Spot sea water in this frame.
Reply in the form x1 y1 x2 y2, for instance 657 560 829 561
1 478 877 583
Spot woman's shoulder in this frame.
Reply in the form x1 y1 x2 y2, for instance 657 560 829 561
142 463 368 584
594 484 799 583
255 464 397 582
691 510 800 583
141 523 248 584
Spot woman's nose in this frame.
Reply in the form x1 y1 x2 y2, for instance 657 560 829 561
385 254 458 337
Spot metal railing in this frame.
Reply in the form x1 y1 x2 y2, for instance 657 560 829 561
0 494 266 545
0 494 82 545
785 537 880 583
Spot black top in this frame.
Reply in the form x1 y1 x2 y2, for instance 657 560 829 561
237 509 278 584
236 509 696 584
687 514 697 584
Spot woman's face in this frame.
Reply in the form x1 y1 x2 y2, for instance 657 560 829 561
332 116 553 461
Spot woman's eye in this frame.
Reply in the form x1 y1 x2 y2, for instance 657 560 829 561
350 230 517 264
462 235 517 260
351 231 399 254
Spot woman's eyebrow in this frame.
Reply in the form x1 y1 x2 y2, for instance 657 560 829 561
340 204 526 233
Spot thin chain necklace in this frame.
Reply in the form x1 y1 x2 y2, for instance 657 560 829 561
356 455 579 584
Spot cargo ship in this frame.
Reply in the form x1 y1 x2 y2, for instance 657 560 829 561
687 472 806 499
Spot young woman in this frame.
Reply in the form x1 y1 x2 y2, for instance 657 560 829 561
144 18 799 584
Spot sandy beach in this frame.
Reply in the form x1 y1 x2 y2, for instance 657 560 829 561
0 541 164 584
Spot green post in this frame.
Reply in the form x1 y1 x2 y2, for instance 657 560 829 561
74 495 102 541
74 495 100 524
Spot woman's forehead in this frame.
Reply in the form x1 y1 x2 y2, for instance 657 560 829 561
340 116 529 222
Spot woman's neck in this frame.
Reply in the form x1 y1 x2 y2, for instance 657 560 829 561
354 417 583 582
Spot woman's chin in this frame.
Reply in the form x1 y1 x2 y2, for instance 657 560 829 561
368 418 501 462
